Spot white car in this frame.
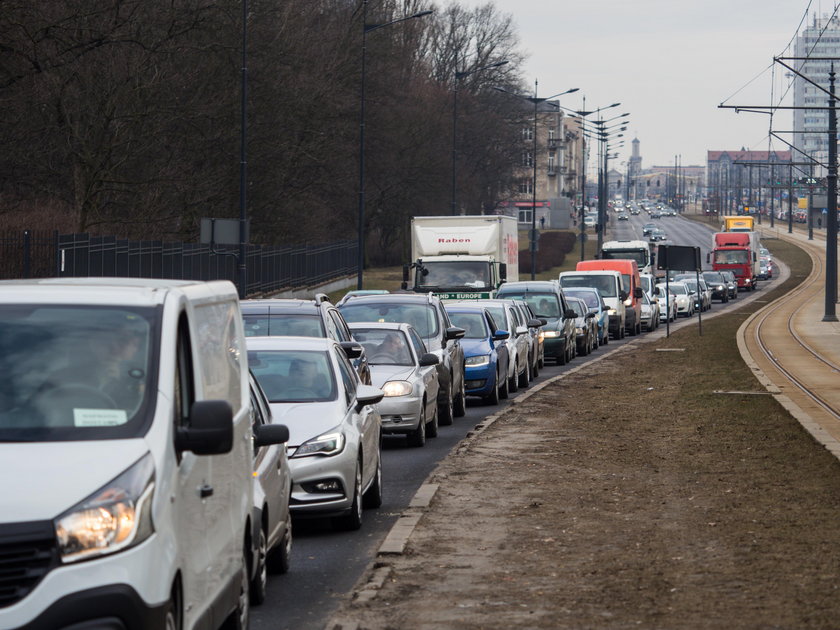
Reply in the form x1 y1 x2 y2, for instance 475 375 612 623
655 286 678 322
247 336 385 531
249 373 293 604
640 291 659 331
659 281 694 317
349 322 440 447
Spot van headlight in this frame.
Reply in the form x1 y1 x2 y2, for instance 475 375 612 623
293 430 345 458
55 453 155 564
382 380 413 396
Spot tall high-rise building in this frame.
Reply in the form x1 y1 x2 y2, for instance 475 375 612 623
793 13 840 175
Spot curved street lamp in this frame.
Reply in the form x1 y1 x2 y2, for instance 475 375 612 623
451 60 509 215
357 2 433 290
495 82 579 279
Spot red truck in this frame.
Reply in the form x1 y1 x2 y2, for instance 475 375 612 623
709 232 759 291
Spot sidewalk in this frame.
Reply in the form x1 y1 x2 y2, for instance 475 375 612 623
328 238 840 630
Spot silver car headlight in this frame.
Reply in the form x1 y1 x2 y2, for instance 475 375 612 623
293 430 345 458
55 453 155 564
465 355 490 367
623 298 632 307
575 327 585 335
382 380 413 397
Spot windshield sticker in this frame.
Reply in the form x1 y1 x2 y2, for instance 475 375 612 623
74 409 128 427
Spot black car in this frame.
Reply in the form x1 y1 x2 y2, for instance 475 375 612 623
701 271 730 303
241 294 372 384
338 292 466 425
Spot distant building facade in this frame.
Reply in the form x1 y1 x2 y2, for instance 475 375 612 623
706 149 791 214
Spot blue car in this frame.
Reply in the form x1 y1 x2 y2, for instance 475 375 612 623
562 287 610 348
445 305 510 405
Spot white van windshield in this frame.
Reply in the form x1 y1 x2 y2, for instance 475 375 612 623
0 305 157 441
559 274 618 298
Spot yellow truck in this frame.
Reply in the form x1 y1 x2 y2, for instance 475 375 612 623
721 215 755 232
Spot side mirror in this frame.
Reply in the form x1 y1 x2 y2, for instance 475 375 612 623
564 309 577 319
634 287 643 299
619 290 628 301
419 353 439 367
499 263 507 282
493 329 510 340
706 252 711 264
445 326 466 340
586 312 596 319
401 264 409 290
176 400 233 455
340 341 363 359
538 318 547 326
527 318 543 328
254 423 289 447
653 286 660 296
355 384 385 412
515 325 528 336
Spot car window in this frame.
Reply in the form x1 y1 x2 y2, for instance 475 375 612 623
333 347 357 407
243 313 325 338
408 328 428 358
349 328 413 366
448 312 489 339
248 349 337 403
329 310 353 342
559 275 618 298
340 303 439 340
507 307 521 328
497 292 560 319
569 300 587 317
483 305 508 330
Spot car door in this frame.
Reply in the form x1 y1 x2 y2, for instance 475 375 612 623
407 328 439 420
250 375 287 548
507 305 528 368
334 346 379 490
437 301 464 392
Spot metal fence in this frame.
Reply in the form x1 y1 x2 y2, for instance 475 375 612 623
1 230 357 295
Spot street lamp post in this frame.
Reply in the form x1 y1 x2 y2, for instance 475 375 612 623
357 1 432 290
451 59 508 215
495 82 578 279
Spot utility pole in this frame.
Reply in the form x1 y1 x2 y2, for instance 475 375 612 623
824 63 838 321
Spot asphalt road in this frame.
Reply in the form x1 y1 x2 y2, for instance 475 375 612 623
251 211 722 630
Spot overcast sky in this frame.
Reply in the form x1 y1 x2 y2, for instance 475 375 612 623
460 0 824 169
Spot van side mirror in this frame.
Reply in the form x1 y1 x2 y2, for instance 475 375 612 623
499 263 507 282
634 287 643 299
176 400 233 455
401 264 409 290
653 286 660 296
254 423 289 447
706 252 710 264
619 290 628 301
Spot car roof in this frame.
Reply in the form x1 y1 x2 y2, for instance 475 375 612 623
497 281 559 292
339 292 437 305
348 321 413 333
241 299 323 314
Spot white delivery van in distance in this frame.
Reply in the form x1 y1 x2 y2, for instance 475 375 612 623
0 278 284 630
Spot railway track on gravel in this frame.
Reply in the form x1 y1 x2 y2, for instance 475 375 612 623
740 230 840 438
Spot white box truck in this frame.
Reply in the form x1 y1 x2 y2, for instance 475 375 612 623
402 215 519 299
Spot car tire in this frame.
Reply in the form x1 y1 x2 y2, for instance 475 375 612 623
426 403 439 438
508 362 519 392
362 450 383 509
484 370 500 405
335 458 363 531
556 347 567 366
267 517 291 575
498 370 509 399
438 384 454 426
531 354 539 378
538 352 545 369
407 403 426 447
164 584 182 630
249 524 268 605
518 358 529 388
453 372 466 418
222 541 251 630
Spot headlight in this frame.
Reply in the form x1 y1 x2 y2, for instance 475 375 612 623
55 453 155 564
575 327 584 335
623 298 632 307
382 380 413 396
465 355 490 367
607 308 617 315
716 285 724 290
543 330 561 338
293 430 345 458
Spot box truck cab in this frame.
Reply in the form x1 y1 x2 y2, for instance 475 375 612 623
0 278 283 630
559 269 627 339
600 240 655 275
710 231 760 290
402 215 519 300
574 259 643 336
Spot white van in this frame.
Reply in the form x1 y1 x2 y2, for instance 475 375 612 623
558 270 627 339
0 278 280 629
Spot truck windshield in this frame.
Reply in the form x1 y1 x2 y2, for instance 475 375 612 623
714 250 749 265
416 261 491 289
601 250 648 267
0 305 158 442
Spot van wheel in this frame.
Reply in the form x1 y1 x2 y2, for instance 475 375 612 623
249 524 268 605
